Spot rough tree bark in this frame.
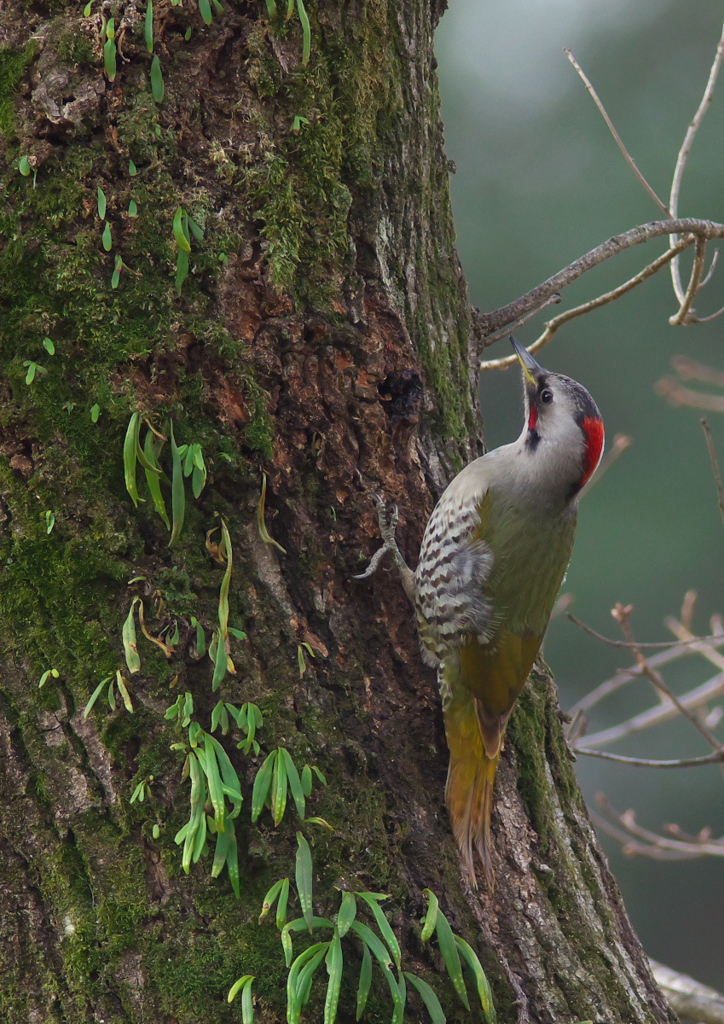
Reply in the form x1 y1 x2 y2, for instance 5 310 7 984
0 1 676 1023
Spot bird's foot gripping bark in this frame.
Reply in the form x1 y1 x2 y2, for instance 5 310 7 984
353 495 416 602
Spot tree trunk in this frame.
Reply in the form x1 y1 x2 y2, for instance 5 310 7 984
0 2 676 1023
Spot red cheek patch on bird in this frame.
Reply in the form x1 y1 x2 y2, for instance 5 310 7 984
527 405 538 432
579 416 604 487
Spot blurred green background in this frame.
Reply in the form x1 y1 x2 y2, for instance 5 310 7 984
436 0 724 990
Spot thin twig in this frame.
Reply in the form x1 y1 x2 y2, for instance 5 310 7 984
566 612 724 650
612 603 724 752
575 670 724 749
565 49 671 216
655 377 724 413
670 235 707 324
701 418 724 531
575 748 724 769
672 355 724 387
579 433 632 499
700 247 720 288
665 615 724 674
670 20 724 303
477 293 561 345
592 801 724 860
477 217 724 355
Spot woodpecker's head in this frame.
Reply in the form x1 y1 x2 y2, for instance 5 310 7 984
511 337 604 498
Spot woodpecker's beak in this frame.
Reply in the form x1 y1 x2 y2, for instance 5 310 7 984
510 337 545 385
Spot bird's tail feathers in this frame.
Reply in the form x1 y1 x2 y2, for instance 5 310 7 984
444 686 505 888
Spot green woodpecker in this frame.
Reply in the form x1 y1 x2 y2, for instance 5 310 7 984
358 338 604 887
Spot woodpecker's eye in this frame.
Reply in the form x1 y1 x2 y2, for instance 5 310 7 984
540 389 553 404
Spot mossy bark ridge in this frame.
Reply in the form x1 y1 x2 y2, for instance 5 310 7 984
0 1 674 1023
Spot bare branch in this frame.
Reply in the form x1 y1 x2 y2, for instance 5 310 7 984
565 49 671 217
669 235 707 324
700 247 720 288
477 218 724 354
650 960 724 1024
670 20 724 303
574 747 724 769
666 614 724 674
655 377 724 413
701 418 724 531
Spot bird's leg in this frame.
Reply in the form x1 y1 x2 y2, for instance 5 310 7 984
353 495 416 603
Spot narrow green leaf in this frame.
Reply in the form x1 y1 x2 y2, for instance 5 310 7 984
122 597 142 673
115 672 134 712
42 337 55 355
271 748 288 825
169 422 185 545
106 17 115 40
206 734 243 816
199 0 213 24
124 412 142 506
173 207 191 252
24 361 36 384
211 822 231 877
240 971 254 1023
258 878 284 924
102 221 112 251
107 679 116 710
356 941 372 1020
301 764 312 797
228 974 254 1003
111 253 123 288
202 733 225 830
83 1 92 15
404 973 446 1024
287 943 327 1023
187 216 204 242
264 0 276 15
144 0 154 52
257 473 287 552
296 945 327 1012
97 186 107 219
435 909 469 1010
251 751 275 822
276 876 290 929
336 892 356 938
210 699 225 734
311 765 327 786
18 155 31 176
324 931 343 1024
296 831 314 930
358 892 401 970
421 888 439 942
348 920 391 973
175 248 189 295
129 159 137 175
296 0 311 65
218 518 233 638
128 199 138 217
392 971 407 1024
150 54 164 101
84 676 112 718
103 38 117 80
454 935 496 1023
194 619 206 657
279 747 305 818
90 404 101 423
211 629 227 691
142 429 171 529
